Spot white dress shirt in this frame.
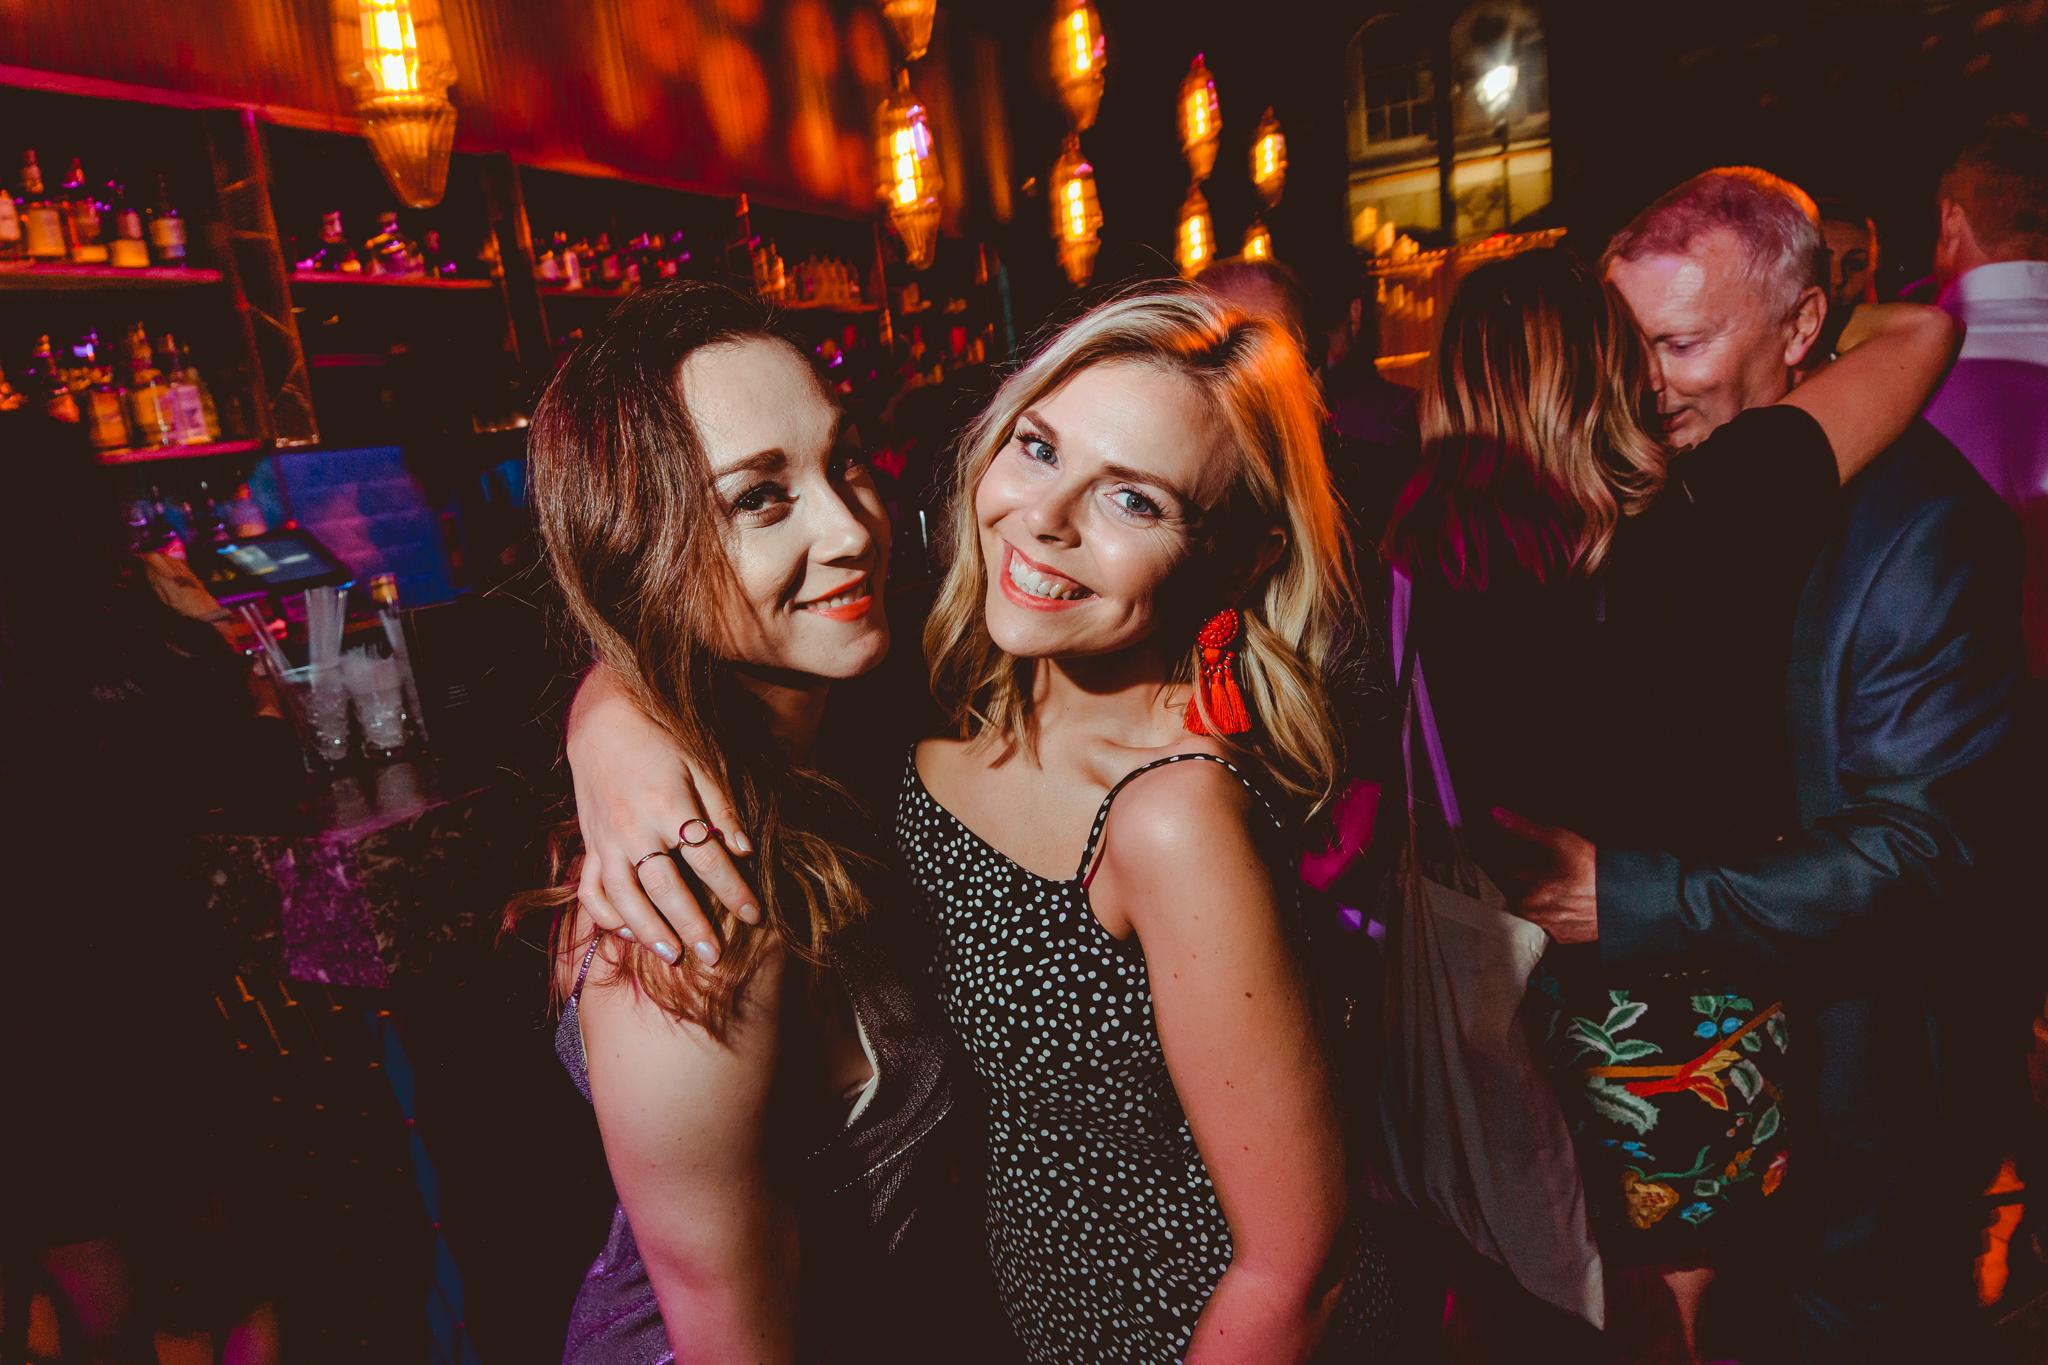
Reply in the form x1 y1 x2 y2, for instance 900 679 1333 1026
1924 260 2048 677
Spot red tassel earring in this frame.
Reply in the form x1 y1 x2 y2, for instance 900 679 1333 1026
1184 607 1253 736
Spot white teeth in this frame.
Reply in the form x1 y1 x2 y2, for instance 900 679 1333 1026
1007 551 1090 601
802 587 864 610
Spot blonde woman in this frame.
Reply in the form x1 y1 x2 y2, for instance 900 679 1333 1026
564 286 1420 1361
1383 247 1958 1362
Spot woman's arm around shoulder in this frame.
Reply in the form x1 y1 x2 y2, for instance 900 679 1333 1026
1089 759 1349 1365
1781 301 1961 483
576 936 800 1362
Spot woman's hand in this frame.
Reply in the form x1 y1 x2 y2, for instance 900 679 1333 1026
567 665 760 967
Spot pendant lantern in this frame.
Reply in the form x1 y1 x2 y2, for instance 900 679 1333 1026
1178 55 1221 183
877 0 939 63
1050 136 1104 287
1242 219 1272 262
1176 186 1214 278
332 0 458 208
1052 0 1107 133
1251 107 1286 209
877 69 943 269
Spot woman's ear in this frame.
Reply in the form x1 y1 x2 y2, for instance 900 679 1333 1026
1238 525 1288 601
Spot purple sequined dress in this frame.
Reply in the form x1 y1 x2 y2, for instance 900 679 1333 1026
554 918 982 1363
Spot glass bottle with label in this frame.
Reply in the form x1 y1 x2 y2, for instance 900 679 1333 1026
24 336 79 422
73 333 132 452
364 211 420 277
19 152 67 262
159 334 221 442
146 173 187 266
106 181 150 269
60 159 109 265
125 324 177 448
0 186 22 261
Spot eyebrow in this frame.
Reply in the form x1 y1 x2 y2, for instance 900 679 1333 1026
1016 408 1199 510
712 412 847 482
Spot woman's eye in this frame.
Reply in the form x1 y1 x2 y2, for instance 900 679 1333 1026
1017 433 1056 465
732 481 790 514
1108 487 1163 520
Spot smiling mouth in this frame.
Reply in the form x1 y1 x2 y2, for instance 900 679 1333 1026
1000 545 1095 607
798 573 875 620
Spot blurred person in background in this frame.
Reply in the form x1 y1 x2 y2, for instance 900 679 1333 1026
1921 112 2048 1278
1815 197 1881 360
0 411 295 1363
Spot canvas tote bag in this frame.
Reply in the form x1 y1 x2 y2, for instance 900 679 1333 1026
1375 569 1605 1326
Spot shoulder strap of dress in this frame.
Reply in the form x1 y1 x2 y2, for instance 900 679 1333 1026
1075 752 1280 886
567 936 603 1007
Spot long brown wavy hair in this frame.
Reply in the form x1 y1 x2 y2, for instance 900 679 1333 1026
923 283 1356 817
1383 247 1668 590
508 281 885 1038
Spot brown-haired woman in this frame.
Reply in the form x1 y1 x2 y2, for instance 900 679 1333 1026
512 282 983 1362
1383 247 1958 1362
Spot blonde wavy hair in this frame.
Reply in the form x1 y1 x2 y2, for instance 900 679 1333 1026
1384 247 1668 589
924 283 1355 817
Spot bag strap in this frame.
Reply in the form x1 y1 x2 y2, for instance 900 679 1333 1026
1390 569 1464 832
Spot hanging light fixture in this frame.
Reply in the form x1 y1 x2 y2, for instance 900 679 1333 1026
1242 219 1272 261
1250 107 1286 209
877 69 943 269
332 0 459 208
877 0 939 64
1050 136 1103 287
1176 185 1213 277
1178 54 1221 183
1052 0 1107 133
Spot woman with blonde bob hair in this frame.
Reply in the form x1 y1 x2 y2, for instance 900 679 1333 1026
1383 246 1958 1362
560 283 1422 1360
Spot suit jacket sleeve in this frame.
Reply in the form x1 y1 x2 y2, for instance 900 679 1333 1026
1598 492 2025 978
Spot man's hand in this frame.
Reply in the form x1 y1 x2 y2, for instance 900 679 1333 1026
1490 807 1599 945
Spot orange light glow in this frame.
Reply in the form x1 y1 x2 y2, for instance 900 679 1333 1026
1251 107 1286 208
877 69 942 268
1052 0 1106 131
1243 219 1272 261
1177 186 1213 277
332 0 458 207
1050 135 1103 286
1178 55 1220 182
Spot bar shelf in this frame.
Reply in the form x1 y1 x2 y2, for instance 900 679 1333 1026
291 271 494 292
0 261 226 290
97 437 264 465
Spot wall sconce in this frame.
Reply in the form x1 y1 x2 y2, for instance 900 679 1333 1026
878 0 939 64
877 69 943 269
1050 135 1103 287
332 0 458 208
1052 0 1106 133
1178 55 1220 183
1242 219 1271 261
1176 185 1213 277
1251 107 1285 208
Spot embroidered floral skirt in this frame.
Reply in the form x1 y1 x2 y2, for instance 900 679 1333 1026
1536 953 1793 1262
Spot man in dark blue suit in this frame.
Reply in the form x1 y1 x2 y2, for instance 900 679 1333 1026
1501 169 2029 1361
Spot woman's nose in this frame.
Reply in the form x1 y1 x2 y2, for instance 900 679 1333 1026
1020 477 1082 545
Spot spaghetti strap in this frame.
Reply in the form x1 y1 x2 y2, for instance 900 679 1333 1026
1075 752 1280 887
567 936 603 1007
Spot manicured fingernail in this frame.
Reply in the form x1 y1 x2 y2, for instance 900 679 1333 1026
692 940 718 965
737 903 762 925
731 831 753 855
652 941 679 964
615 927 636 942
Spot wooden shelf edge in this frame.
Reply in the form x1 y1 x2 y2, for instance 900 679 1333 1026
98 439 265 466
290 271 493 291
0 261 225 289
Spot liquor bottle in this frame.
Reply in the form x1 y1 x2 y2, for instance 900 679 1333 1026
157 333 220 443
422 229 458 278
60 158 109 264
364 210 420 277
125 324 177 448
0 363 22 412
146 488 187 560
549 230 582 289
592 232 622 288
0 186 22 261
570 236 596 290
19 152 67 262
146 173 187 266
73 333 132 452
23 335 79 422
300 210 362 273
186 481 230 550
534 233 561 282
225 483 270 538
106 181 151 269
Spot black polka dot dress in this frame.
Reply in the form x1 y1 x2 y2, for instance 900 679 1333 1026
896 749 1404 1363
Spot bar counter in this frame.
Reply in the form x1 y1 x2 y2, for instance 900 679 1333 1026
199 759 553 989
